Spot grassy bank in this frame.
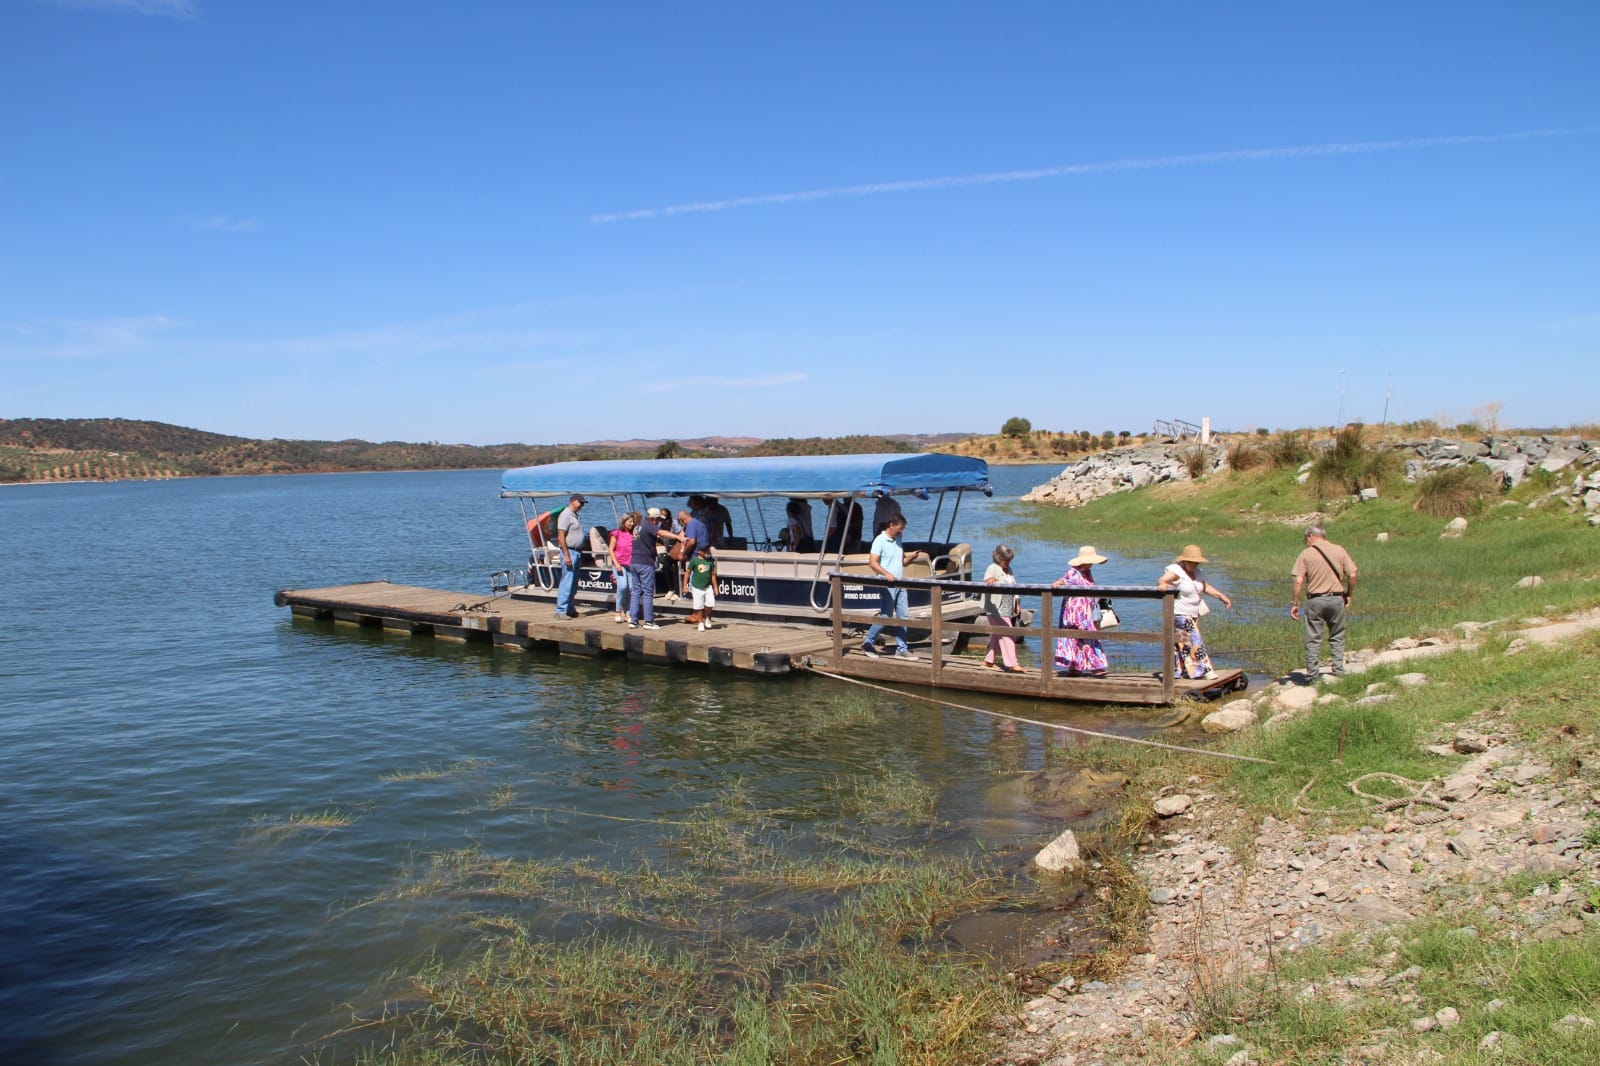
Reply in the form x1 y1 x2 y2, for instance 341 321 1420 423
1018 460 1600 1063
1018 462 1600 673
1074 632 1600 1065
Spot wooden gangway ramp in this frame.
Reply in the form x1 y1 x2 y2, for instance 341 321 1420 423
276 578 1245 705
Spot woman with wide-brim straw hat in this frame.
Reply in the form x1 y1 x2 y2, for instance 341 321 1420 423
1156 544 1232 680
1050 545 1110 677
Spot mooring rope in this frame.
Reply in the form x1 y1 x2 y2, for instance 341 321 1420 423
802 665 1276 765
1294 773 1451 824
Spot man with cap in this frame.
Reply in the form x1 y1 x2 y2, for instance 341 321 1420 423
554 493 588 618
1290 523 1358 681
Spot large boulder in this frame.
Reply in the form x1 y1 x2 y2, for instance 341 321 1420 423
1201 701 1258 733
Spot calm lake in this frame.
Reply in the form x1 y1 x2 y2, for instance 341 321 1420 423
1 463 1213 1064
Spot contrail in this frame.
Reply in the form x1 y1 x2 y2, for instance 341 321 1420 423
590 126 1597 224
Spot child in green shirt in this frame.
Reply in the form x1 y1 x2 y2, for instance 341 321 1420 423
687 544 718 631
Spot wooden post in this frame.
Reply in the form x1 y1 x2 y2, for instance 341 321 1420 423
929 583 943 686
1161 593 1176 704
831 575 843 665
1039 589 1054 694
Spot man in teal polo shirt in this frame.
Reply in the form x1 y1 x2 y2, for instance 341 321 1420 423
860 515 924 659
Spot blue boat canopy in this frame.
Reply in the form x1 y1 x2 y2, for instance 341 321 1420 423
500 453 991 500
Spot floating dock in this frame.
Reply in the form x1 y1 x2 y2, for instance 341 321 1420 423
275 579 1246 705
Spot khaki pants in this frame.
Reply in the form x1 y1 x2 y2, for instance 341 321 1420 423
1303 593 1347 677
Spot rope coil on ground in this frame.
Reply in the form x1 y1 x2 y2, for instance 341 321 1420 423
1295 773 1451 824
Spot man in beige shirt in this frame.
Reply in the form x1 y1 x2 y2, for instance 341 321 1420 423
1290 523 1358 682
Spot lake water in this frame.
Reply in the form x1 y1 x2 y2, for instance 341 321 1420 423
1 463 1208 1064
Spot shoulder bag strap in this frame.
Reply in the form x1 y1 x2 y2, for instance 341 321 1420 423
1311 544 1348 596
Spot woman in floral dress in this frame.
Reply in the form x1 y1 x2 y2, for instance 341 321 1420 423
1053 546 1109 676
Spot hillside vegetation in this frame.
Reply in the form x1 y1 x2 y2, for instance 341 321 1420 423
0 419 975 484
0 419 638 483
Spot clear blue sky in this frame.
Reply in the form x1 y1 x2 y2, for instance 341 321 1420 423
3 1 1596 444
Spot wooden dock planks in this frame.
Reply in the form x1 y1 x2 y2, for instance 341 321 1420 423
274 580 1245 704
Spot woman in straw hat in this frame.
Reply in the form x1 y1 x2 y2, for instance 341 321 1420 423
1156 544 1232 680
1050 546 1110 676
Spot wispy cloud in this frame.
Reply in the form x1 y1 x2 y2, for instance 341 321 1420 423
177 214 258 233
0 314 180 360
592 126 1600 223
37 0 196 17
639 372 807 394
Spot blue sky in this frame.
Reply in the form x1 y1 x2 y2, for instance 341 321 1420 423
2 2 1596 445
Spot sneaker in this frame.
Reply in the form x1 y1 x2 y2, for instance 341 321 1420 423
615 615 628 624
860 643 880 658
697 622 706 631
554 610 567 619
627 621 639 629
894 649 916 660
1203 669 1220 680
642 621 661 630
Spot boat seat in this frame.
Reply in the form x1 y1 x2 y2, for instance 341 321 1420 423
938 543 972 576
589 527 613 567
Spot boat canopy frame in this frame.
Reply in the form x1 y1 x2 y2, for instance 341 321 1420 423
499 453 993 501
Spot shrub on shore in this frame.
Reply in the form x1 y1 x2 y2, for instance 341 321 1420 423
1414 463 1503 517
1309 424 1399 499
1224 439 1264 472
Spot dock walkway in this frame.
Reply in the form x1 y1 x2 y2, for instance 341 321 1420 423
275 578 1245 705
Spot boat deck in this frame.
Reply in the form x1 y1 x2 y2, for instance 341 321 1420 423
275 580 1245 705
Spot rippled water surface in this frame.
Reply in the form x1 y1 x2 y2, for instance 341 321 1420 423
2 464 1204 1064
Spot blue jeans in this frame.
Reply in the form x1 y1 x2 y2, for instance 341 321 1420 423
864 587 909 653
613 569 630 614
627 560 656 622
555 550 583 615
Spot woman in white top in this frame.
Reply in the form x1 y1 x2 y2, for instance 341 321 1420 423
981 544 1021 672
1155 544 1232 680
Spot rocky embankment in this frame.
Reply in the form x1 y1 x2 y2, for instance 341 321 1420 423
998 609 1600 1066
1021 444 1210 507
1022 436 1600 522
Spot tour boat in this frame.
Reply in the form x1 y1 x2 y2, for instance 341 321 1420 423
496 453 991 627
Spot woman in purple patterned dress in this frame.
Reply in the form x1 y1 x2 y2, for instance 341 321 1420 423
1053 546 1109 676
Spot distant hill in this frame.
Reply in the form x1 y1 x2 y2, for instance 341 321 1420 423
0 419 983 483
0 418 652 483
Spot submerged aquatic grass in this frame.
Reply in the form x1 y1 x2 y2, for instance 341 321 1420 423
247 806 362 840
326 785 1017 1065
381 759 493 783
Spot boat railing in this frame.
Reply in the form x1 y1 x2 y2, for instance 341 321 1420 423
827 575 1181 702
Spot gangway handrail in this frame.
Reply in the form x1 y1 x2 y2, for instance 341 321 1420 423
828 574 1179 702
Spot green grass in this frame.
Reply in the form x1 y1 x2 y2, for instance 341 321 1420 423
1047 633 1600 1065
1019 463 1600 672
1185 906 1600 1065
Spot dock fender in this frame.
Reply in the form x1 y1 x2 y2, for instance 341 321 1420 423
664 640 690 664
751 651 791 676
707 647 735 670
584 630 605 652
273 589 291 607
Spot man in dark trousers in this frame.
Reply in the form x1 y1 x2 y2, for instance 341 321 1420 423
1290 523 1359 682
